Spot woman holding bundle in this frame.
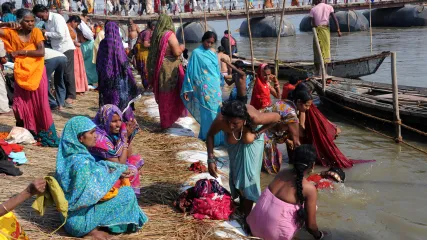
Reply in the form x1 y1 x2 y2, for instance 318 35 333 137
0 8 59 147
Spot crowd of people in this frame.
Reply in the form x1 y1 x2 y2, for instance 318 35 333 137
0 1 363 239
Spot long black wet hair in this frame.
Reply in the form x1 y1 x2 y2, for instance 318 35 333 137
202 31 217 42
293 144 317 227
221 100 251 125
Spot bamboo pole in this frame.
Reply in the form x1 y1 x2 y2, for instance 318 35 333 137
369 0 373 53
391 52 402 142
203 8 208 31
179 13 186 45
312 27 326 94
244 0 255 73
274 0 286 78
225 9 232 60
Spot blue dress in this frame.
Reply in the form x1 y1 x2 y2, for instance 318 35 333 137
181 45 224 146
55 116 148 237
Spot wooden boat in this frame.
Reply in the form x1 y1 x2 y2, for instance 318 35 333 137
309 77 427 132
232 51 390 79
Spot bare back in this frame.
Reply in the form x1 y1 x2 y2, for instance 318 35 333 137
218 52 230 73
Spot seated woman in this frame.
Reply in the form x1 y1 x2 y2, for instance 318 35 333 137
206 100 301 228
0 179 46 239
89 104 144 195
55 116 148 239
247 144 326 240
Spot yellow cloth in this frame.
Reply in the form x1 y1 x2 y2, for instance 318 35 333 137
31 176 68 234
0 212 29 240
1 28 45 91
313 26 331 64
92 30 105 64
100 178 131 201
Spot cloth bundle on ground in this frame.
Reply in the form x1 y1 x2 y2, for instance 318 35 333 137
188 161 207 173
0 140 23 155
174 179 234 220
5 127 36 145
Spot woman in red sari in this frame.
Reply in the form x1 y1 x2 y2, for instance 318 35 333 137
250 64 280 110
0 9 59 147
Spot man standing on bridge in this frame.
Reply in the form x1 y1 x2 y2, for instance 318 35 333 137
310 0 341 76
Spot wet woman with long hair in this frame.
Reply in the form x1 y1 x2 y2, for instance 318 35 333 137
247 144 325 240
206 100 301 228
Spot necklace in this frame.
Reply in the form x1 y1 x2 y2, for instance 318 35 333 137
232 126 244 141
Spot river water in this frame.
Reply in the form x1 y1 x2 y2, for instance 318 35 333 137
203 16 427 240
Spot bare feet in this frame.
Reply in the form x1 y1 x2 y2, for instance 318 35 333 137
86 228 112 240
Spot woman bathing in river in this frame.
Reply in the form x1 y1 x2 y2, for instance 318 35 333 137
247 144 326 240
206 100 300 226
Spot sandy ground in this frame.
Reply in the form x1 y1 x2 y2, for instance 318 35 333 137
0 89 244 239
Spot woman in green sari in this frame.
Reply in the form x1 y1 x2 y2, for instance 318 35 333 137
77 28 98 85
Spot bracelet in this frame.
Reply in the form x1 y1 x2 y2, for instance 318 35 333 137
25 50 28 56
1 204 9 213
316 231 324 240
207 158 216 164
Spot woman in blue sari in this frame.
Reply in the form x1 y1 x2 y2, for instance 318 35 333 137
55 116 148 239
181 31 224 146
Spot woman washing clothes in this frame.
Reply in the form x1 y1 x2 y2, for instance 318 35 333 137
146 14 186 129
182 31 223 146
89 104 144 195
0 9 59 147
206 100 301 229
56 116 148 239
247 144 326 240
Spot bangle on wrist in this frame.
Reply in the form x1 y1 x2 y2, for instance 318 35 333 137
207 158 216 164
1 204 9 213
316 231 324 239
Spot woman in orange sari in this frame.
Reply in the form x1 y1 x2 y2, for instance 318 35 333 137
67 15 88 95
0 8 59 147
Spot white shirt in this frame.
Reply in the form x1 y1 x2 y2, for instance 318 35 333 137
45 48 66 60
44 12 75 53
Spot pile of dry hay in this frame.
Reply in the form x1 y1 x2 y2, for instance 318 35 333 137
0 91 246 240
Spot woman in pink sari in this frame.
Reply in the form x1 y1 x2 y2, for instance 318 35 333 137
147 14 186 129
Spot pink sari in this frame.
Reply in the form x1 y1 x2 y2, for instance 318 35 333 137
152 31 186 129
74 47 88 93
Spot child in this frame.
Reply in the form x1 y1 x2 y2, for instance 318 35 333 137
281 76 299 100
221 59 251 103
250 64 280 110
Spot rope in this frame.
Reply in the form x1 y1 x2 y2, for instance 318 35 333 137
322 106 427 155
319 92 427 136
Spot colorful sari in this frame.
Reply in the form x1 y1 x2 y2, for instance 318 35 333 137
250 63 271 110
181 45 224 146
55 116 148 237
305 105 374 168
147 15 186 129
68 24 88 93
0 211 29 240
89 105 144 195
134 29 152 89
80 40 98 85
96 22 139 110
1 28 59 147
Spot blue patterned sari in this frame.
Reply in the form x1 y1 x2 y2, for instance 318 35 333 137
55 116 148 237
181 45 224 146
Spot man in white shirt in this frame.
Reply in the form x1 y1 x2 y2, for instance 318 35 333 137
33 4 76 107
